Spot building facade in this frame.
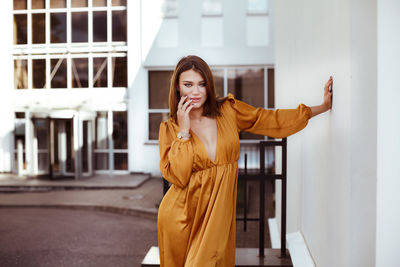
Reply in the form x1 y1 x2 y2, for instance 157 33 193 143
0 0 275 178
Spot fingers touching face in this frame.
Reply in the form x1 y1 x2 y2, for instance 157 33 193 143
178 69 207 109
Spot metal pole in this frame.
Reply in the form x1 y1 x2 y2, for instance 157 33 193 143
259 142 265 257
244 153 247 232
281 138 287 257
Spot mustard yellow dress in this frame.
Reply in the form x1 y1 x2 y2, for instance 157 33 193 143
158 94 312 267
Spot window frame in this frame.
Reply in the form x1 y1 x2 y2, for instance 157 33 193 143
12 0 128 90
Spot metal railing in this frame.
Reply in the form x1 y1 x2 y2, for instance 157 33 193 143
162 138 288 259
237 138 288 258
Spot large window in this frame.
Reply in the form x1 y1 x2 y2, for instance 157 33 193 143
148 67 274 141
13 0 127 90
95 111 128 172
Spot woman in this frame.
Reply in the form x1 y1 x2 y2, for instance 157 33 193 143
158 55 332 266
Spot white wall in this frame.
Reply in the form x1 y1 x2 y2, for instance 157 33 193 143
376 0 400 266
275 0 377 266
0 1 16 172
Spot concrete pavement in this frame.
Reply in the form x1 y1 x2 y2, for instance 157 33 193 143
0 173 163 220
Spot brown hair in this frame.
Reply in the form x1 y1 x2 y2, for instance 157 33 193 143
168 55 226 123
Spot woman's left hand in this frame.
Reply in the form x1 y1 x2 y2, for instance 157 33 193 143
323 76 333 110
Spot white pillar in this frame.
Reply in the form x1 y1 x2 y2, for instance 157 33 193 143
73 113 81 179
376 0 400 266
108 109 114 176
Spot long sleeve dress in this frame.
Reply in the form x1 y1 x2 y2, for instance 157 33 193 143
157 94 312 267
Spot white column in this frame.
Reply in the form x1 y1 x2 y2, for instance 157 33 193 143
108 109 114 176
73 113 80 179
376 0 400 266
25 111 33 176
17 139 23 176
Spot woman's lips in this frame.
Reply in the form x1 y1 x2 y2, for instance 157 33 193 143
190 97 201 103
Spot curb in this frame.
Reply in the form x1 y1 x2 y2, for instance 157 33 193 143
0 204 158 220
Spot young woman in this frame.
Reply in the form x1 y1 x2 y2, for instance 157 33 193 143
158 55 332 266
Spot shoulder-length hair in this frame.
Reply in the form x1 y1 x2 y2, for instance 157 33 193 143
168 55 226 123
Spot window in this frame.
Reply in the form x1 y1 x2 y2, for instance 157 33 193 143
32 59 46 89
161 0 178 18
14 112 26 173
95 111 128 171
247 0 268 14
14 59 28 89
202 0 223 16
147 67 274 141
72 12 88 42
72 58 88 88
246 0 269 46
14 14 27 44
32 14 45 44
148 71 173 140
13 1 127 90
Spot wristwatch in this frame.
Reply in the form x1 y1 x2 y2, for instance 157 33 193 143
177 131 191 139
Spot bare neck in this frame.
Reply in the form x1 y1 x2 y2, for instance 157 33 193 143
189 107 204 121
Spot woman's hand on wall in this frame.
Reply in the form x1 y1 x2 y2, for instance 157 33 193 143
323 76 333 110
177 95 193 133
310 76 333 118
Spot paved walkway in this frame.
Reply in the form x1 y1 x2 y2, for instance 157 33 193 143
0 173 163 219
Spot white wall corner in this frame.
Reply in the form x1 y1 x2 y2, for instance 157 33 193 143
268 218 316 267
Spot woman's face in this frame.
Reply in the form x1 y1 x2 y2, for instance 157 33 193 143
178 69 207 109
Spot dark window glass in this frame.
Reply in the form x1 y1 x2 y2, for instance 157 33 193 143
33 59 46 89
93 57 107 87
228 68 264 140
72 12 88 42
35 119 49 150
51 13 67 43
114 153 128 170
149 71 172 109
71 0 87 7
72 58 88 88
93 11 107 42
149 113 169 140
112 10 126 42
14 60 28 89
51 58 67 88
212 69 224 97
95 112 108 149
267 68 274 108
14 14 27 45
14 0 27 10
14 118 26 170
16 112 25 119
32 0 45 9
65 120 75 173
32 14 45 44
112 57 127 87
50 0 66 8
38 153 49 172
93 0 107 7
95 153 109 170
82 121 88 172
112 0 126 6
112 111 127 149
14 119 26 149
14 152 27 171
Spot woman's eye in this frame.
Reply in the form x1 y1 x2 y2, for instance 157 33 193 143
184 84 192 87
200 83 206 87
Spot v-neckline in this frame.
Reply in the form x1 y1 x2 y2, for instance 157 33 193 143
190 117 219 164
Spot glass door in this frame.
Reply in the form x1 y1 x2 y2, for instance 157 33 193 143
50 119 75 179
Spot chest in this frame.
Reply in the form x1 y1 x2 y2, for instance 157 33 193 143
190 118 218 160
